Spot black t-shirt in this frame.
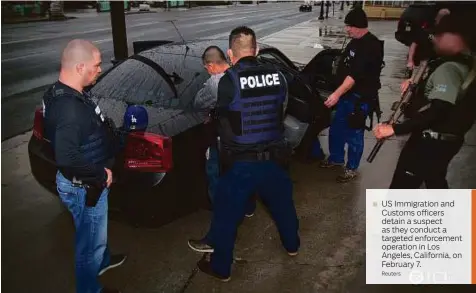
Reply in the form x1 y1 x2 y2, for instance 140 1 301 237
336 32 383 97
412 27 437 64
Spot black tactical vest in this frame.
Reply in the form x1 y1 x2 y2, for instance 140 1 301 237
43 84 114 165
225 61 286 146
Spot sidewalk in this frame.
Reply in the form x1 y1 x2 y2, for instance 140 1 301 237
259 5 352 64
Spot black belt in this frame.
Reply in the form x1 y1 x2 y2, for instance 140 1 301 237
421 130 463 142
61 173 87 187
229 150 274 161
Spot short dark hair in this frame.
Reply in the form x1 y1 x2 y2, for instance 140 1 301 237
228 26 257 54
201 45 227 65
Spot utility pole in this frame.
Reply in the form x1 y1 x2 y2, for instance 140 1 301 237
319 0 324 20
110 1 128 64
340 1 344 10
325 0 329 18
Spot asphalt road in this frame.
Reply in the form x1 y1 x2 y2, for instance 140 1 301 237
0 3 322 141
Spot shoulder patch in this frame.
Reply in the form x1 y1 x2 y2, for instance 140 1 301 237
435 84 447 93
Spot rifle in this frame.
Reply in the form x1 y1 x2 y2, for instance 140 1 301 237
366 60 428 163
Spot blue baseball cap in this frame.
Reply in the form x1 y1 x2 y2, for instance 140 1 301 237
123 105 148 131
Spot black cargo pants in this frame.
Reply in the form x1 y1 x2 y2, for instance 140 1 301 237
389 132 464 189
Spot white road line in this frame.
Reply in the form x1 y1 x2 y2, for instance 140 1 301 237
1 8 285 45
1 21 163 45
2 12 304 62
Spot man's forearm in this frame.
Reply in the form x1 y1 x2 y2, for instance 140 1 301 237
408 42 417 64
392 100 453 135
334 76 355 97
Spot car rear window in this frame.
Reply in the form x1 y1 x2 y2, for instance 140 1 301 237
91 58 178 109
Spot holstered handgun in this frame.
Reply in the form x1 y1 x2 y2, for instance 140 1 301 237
85 184 104 207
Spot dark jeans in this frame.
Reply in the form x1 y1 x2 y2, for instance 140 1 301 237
206 161 300 277
206 145 256 215
328 93 370 170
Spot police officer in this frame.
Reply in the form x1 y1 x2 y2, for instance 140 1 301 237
406 8 450 75
188 26 300 281
374 13 476 189
319 7 384 182
43 39 125 293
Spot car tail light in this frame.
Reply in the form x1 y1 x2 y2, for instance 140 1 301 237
124 132 173 173
33 107 44 140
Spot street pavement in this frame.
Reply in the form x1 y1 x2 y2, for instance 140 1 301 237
1 2 329 141
2 7 476 293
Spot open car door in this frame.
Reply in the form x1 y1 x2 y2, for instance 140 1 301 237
299 48 342 97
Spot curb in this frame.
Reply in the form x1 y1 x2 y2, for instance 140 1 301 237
2 16 76 24
259 18 314 40
2 84 51 103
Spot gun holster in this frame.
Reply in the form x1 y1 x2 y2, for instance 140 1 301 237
85 184 104 207
347 101 367 129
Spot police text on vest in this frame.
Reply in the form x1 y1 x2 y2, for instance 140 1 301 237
240 73 280 89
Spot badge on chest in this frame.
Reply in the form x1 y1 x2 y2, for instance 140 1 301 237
95 105 105 122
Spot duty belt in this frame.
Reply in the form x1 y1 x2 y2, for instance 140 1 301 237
229 150 273 161
421 130 463 142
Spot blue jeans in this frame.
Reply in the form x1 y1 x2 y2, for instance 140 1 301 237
206 146 256 215
56 171 110 293
206 161 300 277
328 93 369 170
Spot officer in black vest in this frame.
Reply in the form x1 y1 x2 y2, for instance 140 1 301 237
374 13 476 189
188 26 300 281
43 39 125 293
405 8 450 77
319 7 384 183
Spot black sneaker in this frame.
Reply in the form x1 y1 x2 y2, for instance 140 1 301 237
98 254 127 276
336 168 358 183
188 239 214 253
101 288 121 293
197 254 231 282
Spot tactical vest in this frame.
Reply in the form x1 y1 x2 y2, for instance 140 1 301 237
43 84 113 165
429 56 476 137
336 35 384 98
225 61 286 146
405 55 473 121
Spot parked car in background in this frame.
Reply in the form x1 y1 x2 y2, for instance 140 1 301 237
28 38 340 228
299 3 312 12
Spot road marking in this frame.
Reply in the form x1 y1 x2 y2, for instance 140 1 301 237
201 13 310 41
1 21 162 45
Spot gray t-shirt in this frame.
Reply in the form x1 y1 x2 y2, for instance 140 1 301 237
425 61 470 104
193 73 225 110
